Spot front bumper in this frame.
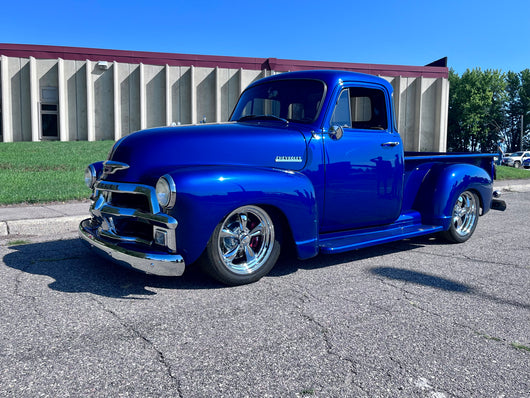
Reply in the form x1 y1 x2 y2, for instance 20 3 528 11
79 219 186 276
79 179 186 277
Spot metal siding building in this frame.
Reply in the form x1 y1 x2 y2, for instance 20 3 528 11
0 44 449 151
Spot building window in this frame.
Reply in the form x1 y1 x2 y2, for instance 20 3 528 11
40 87 59 139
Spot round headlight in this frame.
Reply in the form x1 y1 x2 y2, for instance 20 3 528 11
156 175 176 209
84 165 97 189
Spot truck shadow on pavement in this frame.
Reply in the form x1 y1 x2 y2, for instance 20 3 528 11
4 236 529 310
370 266 472 292
3 238 218 298
3 236 428 298
368 265 530 311
369 267 530 310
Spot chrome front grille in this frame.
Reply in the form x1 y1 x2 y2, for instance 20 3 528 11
95 181 160 213
90 181 177 252
108 192 151 213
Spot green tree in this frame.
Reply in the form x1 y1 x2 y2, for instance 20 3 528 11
479 69 507 152
447 68 506 152
520 69 530 150
505 71 522 152
448 69 465 151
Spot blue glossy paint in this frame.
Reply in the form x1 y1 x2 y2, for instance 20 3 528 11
108 122 309 185
320 130 403 231
404 152 495 221
166 166 318 264
412 162 493 227
82 70 499 276
319 211 444 253
316 74 404 231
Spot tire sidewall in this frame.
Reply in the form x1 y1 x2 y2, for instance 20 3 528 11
203 206 281 285
443 190 479 243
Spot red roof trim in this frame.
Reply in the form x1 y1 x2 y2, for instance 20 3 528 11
0 43 448 79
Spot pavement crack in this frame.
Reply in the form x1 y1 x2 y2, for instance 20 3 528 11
280 280 368 394
400 288 527 353
413 248 528 270
13 261 44 318
89 296 183 397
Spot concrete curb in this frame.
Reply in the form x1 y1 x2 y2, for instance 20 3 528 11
1 215 86 237
495 183 530 193
0 201 89 238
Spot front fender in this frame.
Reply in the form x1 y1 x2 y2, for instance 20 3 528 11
167 166 319 265
414 163 493 229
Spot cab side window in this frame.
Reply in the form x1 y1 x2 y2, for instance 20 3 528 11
331 87 388 130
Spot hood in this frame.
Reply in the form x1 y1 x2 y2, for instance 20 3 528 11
106 122 308 184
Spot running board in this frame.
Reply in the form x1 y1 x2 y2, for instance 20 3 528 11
319 223 443 254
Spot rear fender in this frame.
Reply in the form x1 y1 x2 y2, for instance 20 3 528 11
413 163 493 229
167 166 319 265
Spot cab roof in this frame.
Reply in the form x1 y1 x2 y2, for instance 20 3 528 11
247 70 394 93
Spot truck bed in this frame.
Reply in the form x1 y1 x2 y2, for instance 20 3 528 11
404 152 496 176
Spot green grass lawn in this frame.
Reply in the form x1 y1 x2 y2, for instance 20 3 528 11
495 165 530 180
0 141 529 205
0 141 114 205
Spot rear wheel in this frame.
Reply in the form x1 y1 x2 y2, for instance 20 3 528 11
514 161 521 168
441 190 479 243
202 205 281 285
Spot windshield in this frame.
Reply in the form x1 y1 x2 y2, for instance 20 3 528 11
510 152 523 157
230 79 325 124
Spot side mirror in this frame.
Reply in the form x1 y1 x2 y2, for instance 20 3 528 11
328 125 344 140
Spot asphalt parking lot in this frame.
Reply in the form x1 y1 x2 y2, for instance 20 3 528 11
1 191 529 397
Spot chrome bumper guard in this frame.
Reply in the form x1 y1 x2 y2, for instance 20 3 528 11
491 191 507 211
491 198 507 211
79 219 186 276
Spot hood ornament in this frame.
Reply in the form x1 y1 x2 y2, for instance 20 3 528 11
103 160 130 175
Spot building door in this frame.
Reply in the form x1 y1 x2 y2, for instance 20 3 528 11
40 87 59 139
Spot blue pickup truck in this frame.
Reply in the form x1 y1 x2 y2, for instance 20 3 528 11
80 70 505 285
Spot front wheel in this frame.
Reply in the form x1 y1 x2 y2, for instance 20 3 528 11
202 205 281 285
440 190 479 243
514 161 521 168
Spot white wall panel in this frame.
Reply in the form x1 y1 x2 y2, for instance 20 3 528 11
0 55 448 151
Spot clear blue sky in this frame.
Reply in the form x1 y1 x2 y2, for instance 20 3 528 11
2 0 529 74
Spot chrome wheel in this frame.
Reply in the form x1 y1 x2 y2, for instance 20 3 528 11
203 205 281 285
452 191 478 237
217 206 275 274
442 190 479 243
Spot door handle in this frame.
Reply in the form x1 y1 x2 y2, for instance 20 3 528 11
382 142 400 147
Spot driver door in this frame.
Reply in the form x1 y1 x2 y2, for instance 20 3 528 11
322 85 404 233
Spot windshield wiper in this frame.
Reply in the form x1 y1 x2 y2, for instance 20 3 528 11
238 114 289 124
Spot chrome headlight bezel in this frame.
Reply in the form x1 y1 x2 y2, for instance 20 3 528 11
84 164 98 189
156 174 176 210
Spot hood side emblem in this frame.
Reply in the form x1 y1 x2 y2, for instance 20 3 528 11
275 156 303 163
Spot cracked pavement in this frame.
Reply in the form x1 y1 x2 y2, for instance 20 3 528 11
0 191 528 397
